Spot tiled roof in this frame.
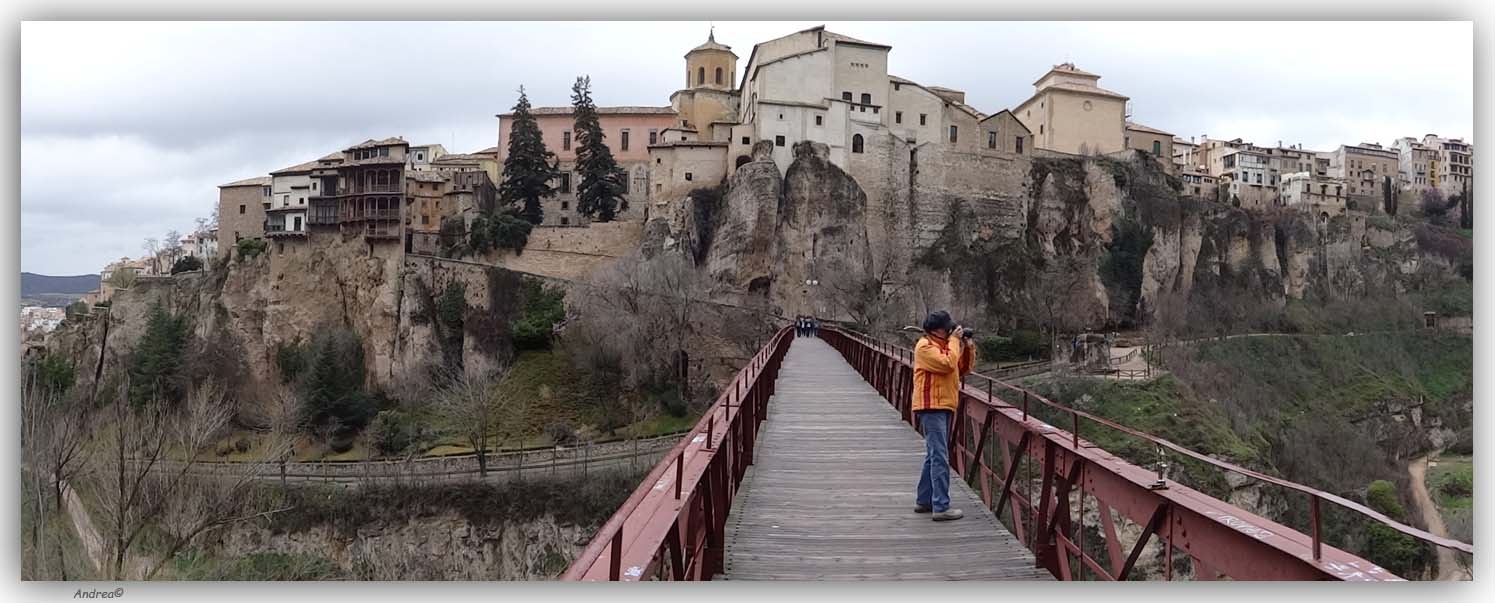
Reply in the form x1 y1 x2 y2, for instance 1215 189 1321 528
689 30 735 54
407 171 449 183
270 158 320 175
822 29 890 49
1126 121 1174 136
502 106 675 117
346 137 408 150
1040 81 1128 100
474 146 499 155
219 175 271 188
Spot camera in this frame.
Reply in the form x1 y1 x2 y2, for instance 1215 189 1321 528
958 326 976 339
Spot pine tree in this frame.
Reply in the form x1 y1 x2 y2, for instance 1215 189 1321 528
571 76 628 222
500 87 558 225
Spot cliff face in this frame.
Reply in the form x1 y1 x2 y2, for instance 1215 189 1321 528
46 234 526 412
646 145 1461 328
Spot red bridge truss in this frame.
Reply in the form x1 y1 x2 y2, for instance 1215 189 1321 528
563 325 1471 581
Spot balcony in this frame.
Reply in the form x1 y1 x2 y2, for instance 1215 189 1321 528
264 222 306 238
364 223 400 239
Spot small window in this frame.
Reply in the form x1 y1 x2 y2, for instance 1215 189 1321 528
649 130 658 145
741 137 750 145
779 114 784 120
949 125 958 143
558 173 571 193
1152 141 1162 155
380 147 389 157
1039 125 1044 135
562 131 571 151
920 114 927 126
894 83 901 91
715 67 723 85
895 111 903 124
417 152 424 161
1015 137 1024 154
852 134 864 154
987 131 997 149
685 172 694 181
421 215 430 225
561 200 569 210
621 130 630 151
842 91 852 101
775 136 785 147
656 158 661 164
697 67 705 85
262 186 270 197
239 204 246 215
561 216 570 226
311 182 317 191
860 93 871 105
815 115 823 126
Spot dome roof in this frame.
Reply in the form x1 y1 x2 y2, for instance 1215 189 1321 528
688 29 734 55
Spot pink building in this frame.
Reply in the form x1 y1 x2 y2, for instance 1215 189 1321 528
496 106 678 226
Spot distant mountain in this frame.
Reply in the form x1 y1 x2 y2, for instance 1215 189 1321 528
21 272 100 298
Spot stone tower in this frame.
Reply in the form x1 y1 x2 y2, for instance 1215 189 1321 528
670 29 741 143
685 29 737 90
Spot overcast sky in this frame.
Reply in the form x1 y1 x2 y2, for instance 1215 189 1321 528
20 21 1472 275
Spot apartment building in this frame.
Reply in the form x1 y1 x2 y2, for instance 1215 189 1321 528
217 176 271 243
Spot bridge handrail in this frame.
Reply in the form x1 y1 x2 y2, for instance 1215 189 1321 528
561 325 795 581
827 325 1472 557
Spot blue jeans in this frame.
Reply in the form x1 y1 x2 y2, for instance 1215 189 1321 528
915 410 952 513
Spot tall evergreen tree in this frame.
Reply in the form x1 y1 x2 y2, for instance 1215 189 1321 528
1382 176 1396 216
1459 179 1473 230
571 76 628 222
500 87 558 225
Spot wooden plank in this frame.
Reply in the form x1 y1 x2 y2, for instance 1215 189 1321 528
722 337 1052 581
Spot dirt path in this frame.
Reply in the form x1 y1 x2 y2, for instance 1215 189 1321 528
60 480 107 576
1407 453 1470 581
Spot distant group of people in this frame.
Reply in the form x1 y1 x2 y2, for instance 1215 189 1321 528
795 315 820 337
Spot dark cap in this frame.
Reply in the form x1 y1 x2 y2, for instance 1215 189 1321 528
922 310 955 333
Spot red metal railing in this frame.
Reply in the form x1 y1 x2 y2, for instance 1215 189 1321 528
561 326 794 581
820 326 1471 581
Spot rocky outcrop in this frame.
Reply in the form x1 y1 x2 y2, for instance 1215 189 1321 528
45 235 527 414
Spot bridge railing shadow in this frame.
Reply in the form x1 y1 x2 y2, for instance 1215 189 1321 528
817 325 1469 581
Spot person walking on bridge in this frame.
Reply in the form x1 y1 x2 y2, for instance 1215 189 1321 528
912 310 976 521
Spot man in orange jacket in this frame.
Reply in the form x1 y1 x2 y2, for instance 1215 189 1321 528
912 310 976 521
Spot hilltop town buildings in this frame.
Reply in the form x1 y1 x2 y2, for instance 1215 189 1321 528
186 24 1469 289
217 176 271 243
1396 134 1474 198
495 106 673 226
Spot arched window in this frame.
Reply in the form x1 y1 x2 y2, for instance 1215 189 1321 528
852 134 864 154
697 67 705 85
715 67 723 85
860 93 872 105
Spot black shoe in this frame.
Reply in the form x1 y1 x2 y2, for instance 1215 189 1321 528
914 505 932 513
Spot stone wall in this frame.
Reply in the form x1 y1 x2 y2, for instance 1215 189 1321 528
477 220 643 281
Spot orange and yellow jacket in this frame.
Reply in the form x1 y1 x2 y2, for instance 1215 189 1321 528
911 333 976 413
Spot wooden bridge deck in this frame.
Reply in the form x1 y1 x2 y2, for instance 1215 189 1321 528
722 337 1052 581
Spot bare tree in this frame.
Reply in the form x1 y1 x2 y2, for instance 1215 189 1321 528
821 255 909 335
162 230 184 268
1025 255 1089 352
434 371 513 478
93 381 288 579
20 370 90 579
141 237 161 275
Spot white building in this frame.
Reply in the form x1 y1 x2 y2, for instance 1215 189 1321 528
406 143 448 172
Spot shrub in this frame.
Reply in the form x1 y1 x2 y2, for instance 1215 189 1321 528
1364 521 1427 578
978 329 1046 362
32 352 76 396
106 268 138 290
545 421 578 446
235 238 268 261
1438 470 1472 499
63 300 89 321
368 409 423 457
511 278 566 351
1366 480 1405 518
170 255 204 274
469 211 533 255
